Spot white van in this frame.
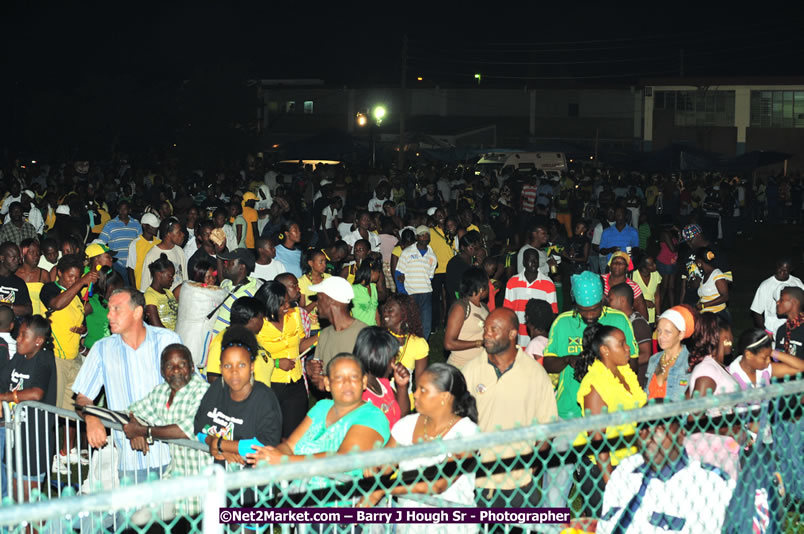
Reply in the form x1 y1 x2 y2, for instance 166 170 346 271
499 152 567 175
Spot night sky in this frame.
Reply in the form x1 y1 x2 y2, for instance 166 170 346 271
4 4 804 87
2 3 803 157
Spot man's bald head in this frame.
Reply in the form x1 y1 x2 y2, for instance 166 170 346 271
487 307 519 334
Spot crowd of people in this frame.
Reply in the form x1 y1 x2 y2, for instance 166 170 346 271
0 157 801 532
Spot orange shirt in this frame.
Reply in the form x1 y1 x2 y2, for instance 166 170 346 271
241 206 258 248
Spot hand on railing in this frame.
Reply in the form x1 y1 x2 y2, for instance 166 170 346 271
86 415 108 449
130 436 150 455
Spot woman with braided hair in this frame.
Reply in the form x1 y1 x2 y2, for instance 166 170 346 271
573 322 647 517
381 293 429 404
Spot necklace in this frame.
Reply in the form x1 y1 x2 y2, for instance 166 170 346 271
655 348 681 377
422 415 458 441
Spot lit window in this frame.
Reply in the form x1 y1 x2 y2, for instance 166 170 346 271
285 101 296 113
304 101 314 114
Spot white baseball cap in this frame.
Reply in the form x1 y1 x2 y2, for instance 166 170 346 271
309 276 354 304
55 205 70 215
141 213 161 228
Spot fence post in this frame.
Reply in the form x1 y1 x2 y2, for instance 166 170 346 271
2 402 12 504
13 406 25 504
202 463 226 534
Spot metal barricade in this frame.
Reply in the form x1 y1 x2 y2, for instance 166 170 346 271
1 399 210 531
0 379 799 533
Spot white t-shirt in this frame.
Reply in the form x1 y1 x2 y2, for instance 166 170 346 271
321 206 340 230
367 196 385 213
183 230 198 259
139 245 187 292
253 259 286 282
337 222 353 240
392 414 479 510
750 274 804 337
344 229 381 253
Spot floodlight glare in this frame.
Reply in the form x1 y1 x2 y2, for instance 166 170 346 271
373 106 386 122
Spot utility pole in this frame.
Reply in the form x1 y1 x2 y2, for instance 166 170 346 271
680 48 685 78
398 34 408 172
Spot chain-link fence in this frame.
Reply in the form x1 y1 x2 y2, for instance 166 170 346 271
0 379 801 533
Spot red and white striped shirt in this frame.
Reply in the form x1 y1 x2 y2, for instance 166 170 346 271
504 272 558 346
601 274 643 300
520 184 538 213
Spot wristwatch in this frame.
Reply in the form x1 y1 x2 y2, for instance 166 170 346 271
146 426 154 445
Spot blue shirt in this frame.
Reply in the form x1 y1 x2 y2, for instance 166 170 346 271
72 325 182 471
99 217 143 263
643 346 691 401
275 245 302 278
599 224 640 261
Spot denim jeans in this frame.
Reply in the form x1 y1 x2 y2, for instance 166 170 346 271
410 292 432 340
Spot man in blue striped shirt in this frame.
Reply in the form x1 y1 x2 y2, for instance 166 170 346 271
74 288 182 480
99 201 142 282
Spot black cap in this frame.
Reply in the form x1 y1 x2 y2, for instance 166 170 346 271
217 248 255 273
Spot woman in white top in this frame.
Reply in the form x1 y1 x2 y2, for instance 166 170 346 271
729 329 804 390
694 248 732 316
363 363 480 534
685 313 741 478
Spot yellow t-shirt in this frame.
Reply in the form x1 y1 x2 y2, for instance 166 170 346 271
93 209 111 234
144 287 178 330
48 290 85 360
204 330 274 386
26 282 44 316
394 334 429 407
392 246 403 258
241 206 258 249
256 309 305 383
574 360 647 466
429 227 456 275
299 273 330 331
132 236 161 290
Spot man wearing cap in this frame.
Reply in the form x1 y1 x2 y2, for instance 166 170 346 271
241 192 259 250
127 213 161 289
395 225 438 340
211 248 262 336
99 200 142 282
538 271 638 509
679 223 729 273
305 276 367 391
3 190 44 235
0 181 22 216
543 271 638 420
0 202 38 245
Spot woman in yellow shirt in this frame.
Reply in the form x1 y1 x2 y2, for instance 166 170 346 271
16 239 49 316
298 249 331 333
256 281 317 438
381 294 429 404
143 254 178 330
574 323 647 517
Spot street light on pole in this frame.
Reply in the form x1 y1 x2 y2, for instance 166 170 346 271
356 105 386 167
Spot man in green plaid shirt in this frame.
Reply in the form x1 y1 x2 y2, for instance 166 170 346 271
124 343 212 515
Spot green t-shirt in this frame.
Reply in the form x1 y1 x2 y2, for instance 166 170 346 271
544 307 638 420
85 294 110 350
351 283 378 326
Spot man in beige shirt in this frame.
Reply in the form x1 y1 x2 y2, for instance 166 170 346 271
461 307 558 510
